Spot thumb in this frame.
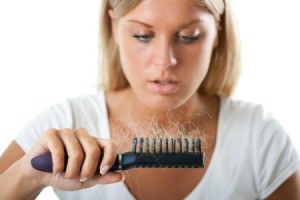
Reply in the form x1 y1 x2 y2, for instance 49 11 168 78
82 172 125 188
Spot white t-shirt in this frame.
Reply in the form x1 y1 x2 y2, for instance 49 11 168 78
15 91 300 200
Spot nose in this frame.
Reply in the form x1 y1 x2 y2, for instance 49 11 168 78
153 38 177 68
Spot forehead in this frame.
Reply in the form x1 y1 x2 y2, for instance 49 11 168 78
119 0 213 27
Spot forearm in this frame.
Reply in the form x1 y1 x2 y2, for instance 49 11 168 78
0 160 45 199
267 170 300 200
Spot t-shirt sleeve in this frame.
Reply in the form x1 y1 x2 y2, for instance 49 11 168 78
255 107 300 199
14 101 73 153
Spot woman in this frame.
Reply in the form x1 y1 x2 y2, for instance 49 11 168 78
0 0 299 199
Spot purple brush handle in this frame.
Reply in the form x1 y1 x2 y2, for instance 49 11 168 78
31 152 119 173
31 152 57 173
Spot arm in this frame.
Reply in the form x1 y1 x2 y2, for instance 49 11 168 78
266 170 300 200
0 141 25 174
0 141 44 199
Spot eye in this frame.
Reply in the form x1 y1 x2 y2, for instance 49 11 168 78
132 34 154 42
177 34 200 44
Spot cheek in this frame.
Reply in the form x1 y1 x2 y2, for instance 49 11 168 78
118 37 151 85
178 41 213 83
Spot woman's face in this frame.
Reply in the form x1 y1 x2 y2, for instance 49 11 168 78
111 0 219 111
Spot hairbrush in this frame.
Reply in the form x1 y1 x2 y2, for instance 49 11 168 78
31 137 205 173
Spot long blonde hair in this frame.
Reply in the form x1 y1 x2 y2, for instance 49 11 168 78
97 0 241 97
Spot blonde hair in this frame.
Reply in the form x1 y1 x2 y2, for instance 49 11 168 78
97 0 241 97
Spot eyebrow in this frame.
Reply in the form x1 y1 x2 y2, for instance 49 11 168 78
126 19 204 29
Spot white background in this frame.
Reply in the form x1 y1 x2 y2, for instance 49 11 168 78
0 0 299 199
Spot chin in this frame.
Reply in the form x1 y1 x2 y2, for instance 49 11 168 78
142 93 187 112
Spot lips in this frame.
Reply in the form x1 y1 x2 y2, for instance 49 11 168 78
148 78 179 94
154 80 175 85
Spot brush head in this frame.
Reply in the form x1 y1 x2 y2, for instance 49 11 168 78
119 137 205 170
132 137 203 154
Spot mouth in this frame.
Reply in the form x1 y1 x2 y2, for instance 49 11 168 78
148 79 179 94
153 80 177 85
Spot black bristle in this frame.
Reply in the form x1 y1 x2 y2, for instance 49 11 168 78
184 138 189 153
192 138 195 153
178 138 182 153
171 138 175 153
152 138 156 154
196 138 202 153
139 138 144 153
132 137 137 153
159 138 162 154
165 138 169 153
173 139 176 153
146 138 149 154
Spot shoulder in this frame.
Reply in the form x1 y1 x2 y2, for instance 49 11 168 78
60 91 105 108
220 96 265 118
14 91 109 152
49 92 108 131
21 92 106 131
218 96 295 163
218 96 300 198
219 96 276 132
48 91 105 116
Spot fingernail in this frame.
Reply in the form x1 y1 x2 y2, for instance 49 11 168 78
55 172 62 180
120 174 126 182
100 165 109 175
79 177 89 182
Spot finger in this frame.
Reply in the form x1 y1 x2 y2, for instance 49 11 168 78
58 128 84 179
94 138 118 175
82 172 124 188
75 128 100 182
41 128 65 177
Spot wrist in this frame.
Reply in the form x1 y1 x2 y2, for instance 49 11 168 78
0 159 46 199
18 156 48 189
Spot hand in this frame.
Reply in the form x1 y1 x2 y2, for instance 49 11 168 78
20 128 123 190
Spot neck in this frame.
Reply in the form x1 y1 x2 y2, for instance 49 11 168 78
107 88 219 150
132 90 202 120
112 88 216 133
